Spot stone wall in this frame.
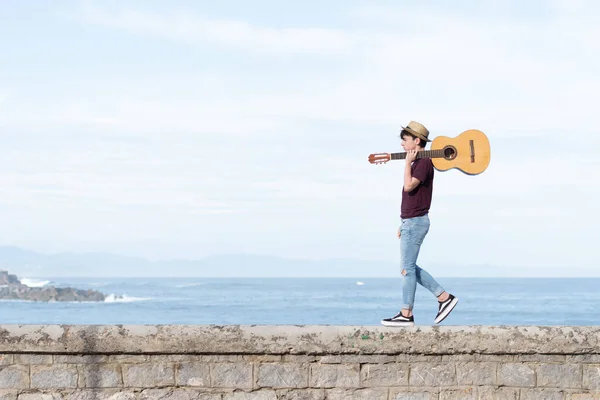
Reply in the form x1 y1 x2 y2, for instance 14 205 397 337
1 325 600 399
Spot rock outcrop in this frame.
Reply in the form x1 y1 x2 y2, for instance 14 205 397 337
0 270 106 302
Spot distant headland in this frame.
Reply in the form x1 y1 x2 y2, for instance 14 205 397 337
0 270 107 302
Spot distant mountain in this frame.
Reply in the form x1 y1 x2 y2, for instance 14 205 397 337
0 245 588 278
0 246 400 278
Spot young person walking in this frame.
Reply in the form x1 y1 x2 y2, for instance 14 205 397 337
381 121 459 327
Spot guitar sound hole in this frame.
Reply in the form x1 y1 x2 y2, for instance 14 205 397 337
443 146 457 160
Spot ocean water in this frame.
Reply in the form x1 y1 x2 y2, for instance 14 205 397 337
1 277 598 326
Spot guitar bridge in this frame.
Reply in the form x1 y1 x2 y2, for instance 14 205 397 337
470 140 475 163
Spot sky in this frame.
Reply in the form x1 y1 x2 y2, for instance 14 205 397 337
1 0 599 276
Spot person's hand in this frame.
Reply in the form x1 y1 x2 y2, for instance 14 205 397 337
405 149 417 163
397 228 401 239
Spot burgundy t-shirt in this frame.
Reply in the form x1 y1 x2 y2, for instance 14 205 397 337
401 158 434 219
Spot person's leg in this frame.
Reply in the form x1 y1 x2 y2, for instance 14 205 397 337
381 218 421 327
383 215 457 326
400 240 417 315
400 216 430 315
412 248 459 324
401 215 453 314
398 215 459 324
415 265 445 298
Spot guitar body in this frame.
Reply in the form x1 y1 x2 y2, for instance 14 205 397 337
368 129 491 175
430 129 491 175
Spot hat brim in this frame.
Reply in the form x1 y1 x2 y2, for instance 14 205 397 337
400 126 431 142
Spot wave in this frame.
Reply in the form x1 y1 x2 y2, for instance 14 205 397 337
85 280 151 288
175 282 205 288
85 282 114 287
104 294 152 303
20 278 52 288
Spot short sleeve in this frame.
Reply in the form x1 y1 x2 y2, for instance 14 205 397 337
412 159 433 183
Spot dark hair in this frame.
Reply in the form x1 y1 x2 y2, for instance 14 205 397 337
400 130 427 148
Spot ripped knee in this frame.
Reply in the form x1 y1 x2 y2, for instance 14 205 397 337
401 269 407 276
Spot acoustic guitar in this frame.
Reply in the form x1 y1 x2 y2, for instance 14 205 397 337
368 129 491 175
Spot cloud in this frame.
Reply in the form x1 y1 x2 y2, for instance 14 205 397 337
76 4 356 55
50 1 599 142
2 1 599 269
4 1 598 143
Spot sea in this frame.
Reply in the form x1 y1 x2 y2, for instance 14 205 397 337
1 277 598 326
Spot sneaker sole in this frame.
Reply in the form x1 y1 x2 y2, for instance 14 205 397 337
434 297 458 324
381 320 415 327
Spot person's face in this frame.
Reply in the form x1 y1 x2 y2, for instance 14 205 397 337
401 134 419 151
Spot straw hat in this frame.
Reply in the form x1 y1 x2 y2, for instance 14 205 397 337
401 121 431 142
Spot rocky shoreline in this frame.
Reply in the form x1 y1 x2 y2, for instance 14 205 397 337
0 270 107 302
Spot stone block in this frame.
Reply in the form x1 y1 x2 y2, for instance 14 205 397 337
476 387 519 400
568 355 600 363
243 355 282 363
409 363 456 386
389 388 438 400
197 355 243 363
139 389 220 400
17 394 63 400
79 364 123 388
283 356 317 364
474 355 513 362
442 355 476 362
456 362 496 386
439 387 476 400
397 355 442 363
175 362 210 387
30 365 78 389
0 366 29 389
257 363 308 388
360 364 408 387
212 363 253 389
498 363 535 387
123 363 174 388
0 356 12 366
324 388 388 400
570 394 600 400
107 355 148 363
537 364 582 389
13 355 52 365
319 355 395 364
65 389 136 400
519 388 566 400
275 389 325 400
309 364 360 388
54 355 109 364
519 355 566 363
223 391 278 400
583 365 600 390
152 355 200 362
0 390 17 400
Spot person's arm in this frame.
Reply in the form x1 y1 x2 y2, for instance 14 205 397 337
404 150 421 192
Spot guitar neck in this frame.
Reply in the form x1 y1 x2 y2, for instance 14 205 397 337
391 150 446 160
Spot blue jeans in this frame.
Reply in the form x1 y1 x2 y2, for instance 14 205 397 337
400 214 445 310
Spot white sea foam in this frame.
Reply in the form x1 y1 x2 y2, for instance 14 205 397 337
175 282 205 288
20 278 52 288
104 294 152 303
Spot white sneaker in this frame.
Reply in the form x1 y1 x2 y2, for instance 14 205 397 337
434 294 458 324
381 311 415 327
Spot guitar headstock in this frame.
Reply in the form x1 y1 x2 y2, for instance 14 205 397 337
368 153 391 164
